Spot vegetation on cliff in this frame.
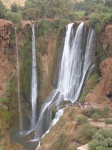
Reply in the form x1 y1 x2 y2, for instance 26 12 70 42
0 0 112 150
0 0 112 34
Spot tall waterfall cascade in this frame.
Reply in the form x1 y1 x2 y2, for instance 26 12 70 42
34 22 96 142
15 28 23 133
31 24 38 129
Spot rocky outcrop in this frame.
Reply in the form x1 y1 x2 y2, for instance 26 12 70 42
99 25 112 56
38 33 59 103
0 19 23 149
0 19 15 98
86 58 112 104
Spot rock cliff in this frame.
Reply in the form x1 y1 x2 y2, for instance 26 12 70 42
86 58 112 104
0 19 15 98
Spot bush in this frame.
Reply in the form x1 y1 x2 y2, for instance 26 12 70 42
83 106 110 119
89 13 112 34
102 106 110 118
0 1 6 19
77 115 88 125
36 20 52 36
77 123 97 144
89 128 112 150
105 119 112 124
6 11 22 23
82 107 98 117
91 112 101 120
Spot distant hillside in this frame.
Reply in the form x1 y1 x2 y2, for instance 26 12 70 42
1 0 84 8
1 0 26 8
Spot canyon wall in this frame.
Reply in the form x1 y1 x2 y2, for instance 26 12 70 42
0 19 112 149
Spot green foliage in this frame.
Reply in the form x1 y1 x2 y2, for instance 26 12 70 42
102 105 110 118
22 0 73 20
0 110 12 128
82 106 110 119
0 1 6 19
50 133 69 150
0 146 3 150
89 13 112 34
89 128 112 150
37 20 52 36
77 123 97 144
79 73 98 103
74 0 112 14
77 115 88 125
83 107 97 118
20 26 32 101
0 98 9 103
11 3 20 13
73 0 112 34
74 11 85 20
6 79 15 98
6 11 22 23
91 112 101 120
89 74 98 90
105 119 112 124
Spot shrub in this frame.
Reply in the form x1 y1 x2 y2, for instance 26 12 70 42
83 106 110 119
77 115 88 125
83 107 97 117
37 20 52 36
105 119 112 124
0 146 3 150
91 112 101 120
102 106 110 118
0 110 12 128
77 123 97 144
6 11 22 23
89 128 112 150
89 13 112 34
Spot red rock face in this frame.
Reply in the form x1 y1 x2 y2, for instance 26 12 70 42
100 25 112 56
0 19 15 98
86 58 112 104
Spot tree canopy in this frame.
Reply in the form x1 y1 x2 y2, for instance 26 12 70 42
0 1 6 18
22 0 73 19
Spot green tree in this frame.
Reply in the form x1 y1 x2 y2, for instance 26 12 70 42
89 129 112 150
0 1 6 19
22 0 73 20
11 3 19 12
77 123 97 144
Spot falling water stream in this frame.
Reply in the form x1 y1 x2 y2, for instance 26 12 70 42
15 28 23 133
31 24 38 129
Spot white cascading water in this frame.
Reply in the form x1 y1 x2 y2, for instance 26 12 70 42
36 109 64 150
15 28 23 133
34 22 95 141
31 24 38 129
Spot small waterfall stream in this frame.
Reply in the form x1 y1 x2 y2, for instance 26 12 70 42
15 28 23 133
34 22 96 141
31 24 38 129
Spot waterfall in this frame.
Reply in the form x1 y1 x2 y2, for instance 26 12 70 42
31 24 38 129
34 22 95 141
57 22 85 102
15 28 23 133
